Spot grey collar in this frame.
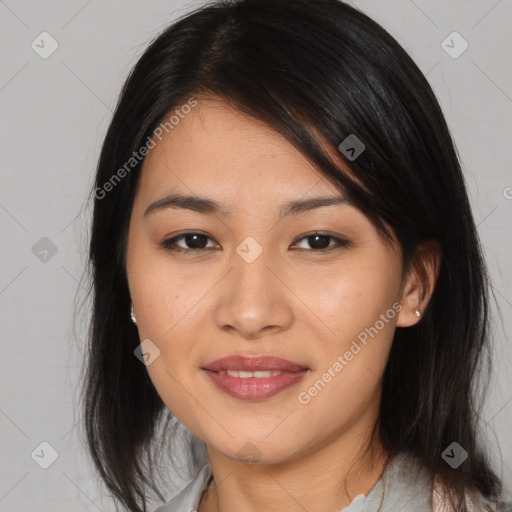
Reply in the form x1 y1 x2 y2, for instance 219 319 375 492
340 451 433 512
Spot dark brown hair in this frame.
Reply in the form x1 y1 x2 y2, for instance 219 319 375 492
80 0 507 510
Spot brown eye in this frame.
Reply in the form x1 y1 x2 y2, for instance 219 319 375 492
160 231 350 254
161 232 218 252
291 233 351 251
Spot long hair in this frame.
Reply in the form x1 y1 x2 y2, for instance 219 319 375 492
80 0 506 510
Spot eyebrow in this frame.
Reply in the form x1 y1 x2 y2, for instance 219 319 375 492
143 193 350 220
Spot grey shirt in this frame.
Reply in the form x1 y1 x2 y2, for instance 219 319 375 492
153 452 437 512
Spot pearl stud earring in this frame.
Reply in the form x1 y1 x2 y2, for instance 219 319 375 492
130 303 137 324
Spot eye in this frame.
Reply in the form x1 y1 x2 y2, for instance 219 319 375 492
160 232 219 253
291 233 351 252
160 231 350 253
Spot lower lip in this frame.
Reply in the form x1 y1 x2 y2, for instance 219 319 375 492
202 369 309 400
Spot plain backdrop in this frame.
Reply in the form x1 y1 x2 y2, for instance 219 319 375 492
0 0 511 510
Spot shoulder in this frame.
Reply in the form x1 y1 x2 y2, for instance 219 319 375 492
432 475 512 512
153 462 212 512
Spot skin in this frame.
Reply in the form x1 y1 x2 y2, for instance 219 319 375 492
125 97 440 512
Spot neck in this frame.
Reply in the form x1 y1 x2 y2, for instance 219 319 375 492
198 423 390 512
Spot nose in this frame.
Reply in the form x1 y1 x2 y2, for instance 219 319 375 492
212 245 294 340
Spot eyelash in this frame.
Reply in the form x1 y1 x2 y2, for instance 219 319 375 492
160 232 351 254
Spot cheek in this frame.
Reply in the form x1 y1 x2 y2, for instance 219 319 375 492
128 248 210 339
291 257 399 412
294 318 393 444
293 255 400 339
126 247 206 398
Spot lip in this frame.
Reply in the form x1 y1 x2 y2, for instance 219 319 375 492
202 355 309 372
201 355 310 400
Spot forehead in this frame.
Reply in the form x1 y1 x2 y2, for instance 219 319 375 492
136 97 352 204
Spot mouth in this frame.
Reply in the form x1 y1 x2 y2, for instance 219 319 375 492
201 355 310 400
202 354 309 373
212 369 298 378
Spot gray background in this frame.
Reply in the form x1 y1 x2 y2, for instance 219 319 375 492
1 0 511 510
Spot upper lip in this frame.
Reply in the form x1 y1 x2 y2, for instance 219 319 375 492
202 355 309 372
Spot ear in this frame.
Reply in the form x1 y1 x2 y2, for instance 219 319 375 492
396 238 442 327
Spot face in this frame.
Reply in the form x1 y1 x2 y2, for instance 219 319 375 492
125 97 411 465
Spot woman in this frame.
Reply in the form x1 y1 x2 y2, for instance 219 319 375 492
81 0 511 511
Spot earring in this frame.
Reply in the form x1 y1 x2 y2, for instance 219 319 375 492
414 309 421 317
130 303 137 324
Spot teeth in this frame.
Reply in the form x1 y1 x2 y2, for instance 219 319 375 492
218 370 283 378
